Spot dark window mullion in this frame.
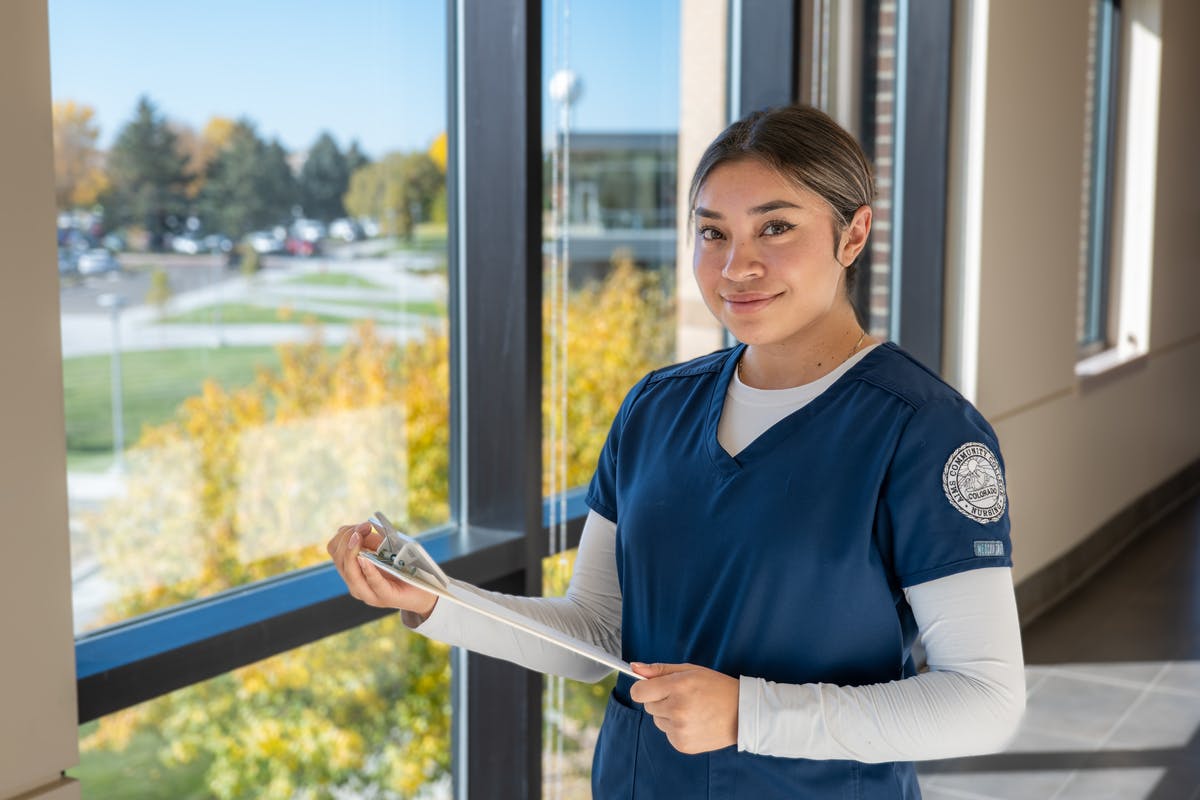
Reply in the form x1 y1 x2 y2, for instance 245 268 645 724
735 0 802 118
451 0 543 797
894 0 952 373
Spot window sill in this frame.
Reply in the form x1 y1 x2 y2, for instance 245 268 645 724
1075 345 1148 387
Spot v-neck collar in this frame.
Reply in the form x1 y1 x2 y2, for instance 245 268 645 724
704 342 888 476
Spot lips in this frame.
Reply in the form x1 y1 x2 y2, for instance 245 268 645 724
722 292 779 314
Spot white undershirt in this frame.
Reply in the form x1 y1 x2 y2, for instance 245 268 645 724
409 346 1026 762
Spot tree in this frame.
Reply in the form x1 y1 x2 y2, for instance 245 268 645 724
52 100 109 210
298 132 350 222
197 120 298 238
175 116 239 199
344 139 370 178
343 152 443 239
428 131 447 174
104 96 191 247
145 268 173 319
79 263 674 798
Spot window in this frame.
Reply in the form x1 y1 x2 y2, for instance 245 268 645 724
48 0 842 795
1080 0 1121 355
54 1 451 632
71 617 453 800
53 1 453 795
540 0 687 791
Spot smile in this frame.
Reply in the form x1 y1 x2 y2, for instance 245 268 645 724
722 293 779 314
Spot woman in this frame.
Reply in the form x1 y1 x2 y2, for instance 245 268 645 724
328 104 1025 799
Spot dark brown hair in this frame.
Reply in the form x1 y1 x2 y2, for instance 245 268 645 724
688 104 876 273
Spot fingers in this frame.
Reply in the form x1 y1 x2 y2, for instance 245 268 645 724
631 666 739 755
330 524 384 603
632 661 692 678
327 521 371 559
327 524 355 556
628 663 696 705
327 520 439 616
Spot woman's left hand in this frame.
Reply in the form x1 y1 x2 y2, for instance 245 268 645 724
629 662 739 754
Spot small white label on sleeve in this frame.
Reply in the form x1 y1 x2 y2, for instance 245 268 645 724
973 540 1005 557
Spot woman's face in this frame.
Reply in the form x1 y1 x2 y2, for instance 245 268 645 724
692 158 867 349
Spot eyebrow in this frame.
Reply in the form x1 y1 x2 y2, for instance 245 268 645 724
694 200 803 219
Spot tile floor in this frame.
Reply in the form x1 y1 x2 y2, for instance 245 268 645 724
916 494 1200 799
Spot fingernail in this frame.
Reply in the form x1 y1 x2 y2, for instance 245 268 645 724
349 531 360 547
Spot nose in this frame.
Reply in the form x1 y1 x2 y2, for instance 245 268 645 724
721 238 764 281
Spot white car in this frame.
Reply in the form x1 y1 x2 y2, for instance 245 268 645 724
329 218 361 242
170 235 203 255
247 230 286 254
77 248 120 275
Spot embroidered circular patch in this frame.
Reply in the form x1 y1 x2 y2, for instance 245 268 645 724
942 443 1006 523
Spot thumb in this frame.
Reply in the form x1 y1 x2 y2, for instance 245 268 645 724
631 662 693 678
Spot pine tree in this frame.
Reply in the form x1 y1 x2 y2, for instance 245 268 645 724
298 132 350 222
198 120 298 238
104 96 191 248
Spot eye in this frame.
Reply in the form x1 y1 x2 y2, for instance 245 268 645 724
698 226 724 241
761 220 795 236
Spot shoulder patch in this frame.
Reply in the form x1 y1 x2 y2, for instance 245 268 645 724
942 442 1007 523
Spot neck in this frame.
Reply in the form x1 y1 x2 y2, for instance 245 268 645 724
739 310 872 390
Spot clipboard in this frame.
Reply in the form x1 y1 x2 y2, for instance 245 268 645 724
359 511 640 680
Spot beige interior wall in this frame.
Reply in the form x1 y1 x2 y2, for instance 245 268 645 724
972 0 1200 582
1147 0 1200 350
0 2 81 799
675 0 729 361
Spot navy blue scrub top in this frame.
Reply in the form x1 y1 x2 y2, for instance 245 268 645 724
585 342 1012 799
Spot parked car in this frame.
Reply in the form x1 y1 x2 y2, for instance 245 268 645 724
77 248 120 275
57 248 78 277
329 217 361 242
247 230 286 255
285 236 319 257
290 218 326 243
170 234 203 255
203 234 233 254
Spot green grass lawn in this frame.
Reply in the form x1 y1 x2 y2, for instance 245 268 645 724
63 346 283 466
318 297 445 317
71 722 213 800
283 271 385 289
411 222 448 252
159 303 356 325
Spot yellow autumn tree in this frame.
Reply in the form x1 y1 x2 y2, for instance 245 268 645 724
52 100 109 209
80 260 673 798
176 116 240 198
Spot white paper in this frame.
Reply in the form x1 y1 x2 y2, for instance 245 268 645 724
358 550 640 680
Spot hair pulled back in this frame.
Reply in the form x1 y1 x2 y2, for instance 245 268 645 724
688 104 876 267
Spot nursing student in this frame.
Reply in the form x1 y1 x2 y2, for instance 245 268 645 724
328 104 1026 799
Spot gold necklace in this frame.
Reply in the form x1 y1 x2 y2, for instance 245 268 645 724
738 329 869 383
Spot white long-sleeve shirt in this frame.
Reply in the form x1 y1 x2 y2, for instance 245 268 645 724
407 345 1026 761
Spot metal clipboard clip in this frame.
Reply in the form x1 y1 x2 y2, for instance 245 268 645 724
365 510 450 590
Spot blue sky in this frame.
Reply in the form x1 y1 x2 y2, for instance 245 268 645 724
49 0 680 158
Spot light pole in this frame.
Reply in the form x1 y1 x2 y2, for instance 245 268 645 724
97 293 127 473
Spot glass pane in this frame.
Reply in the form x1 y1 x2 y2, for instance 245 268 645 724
541 0 696 793
540 0 683 518
542 549 616 798
69 615 452 800
50 1 451 633
1079 0 1119 350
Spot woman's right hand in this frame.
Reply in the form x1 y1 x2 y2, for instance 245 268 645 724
327 521 439 620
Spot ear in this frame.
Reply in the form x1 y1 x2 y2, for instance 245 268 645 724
837 204 872 267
